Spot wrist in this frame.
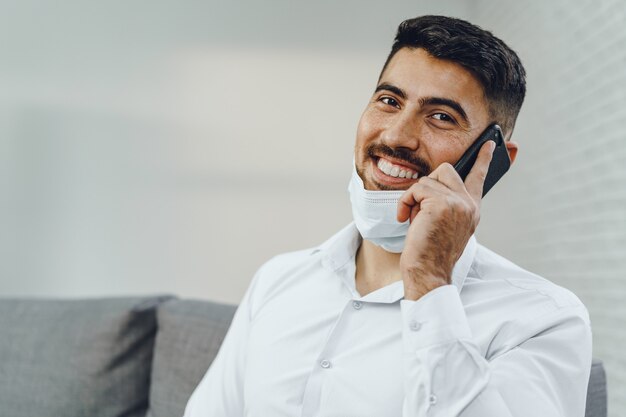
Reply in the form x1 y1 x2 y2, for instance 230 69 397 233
402 266 450 301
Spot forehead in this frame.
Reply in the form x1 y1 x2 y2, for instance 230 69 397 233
379 48 488 117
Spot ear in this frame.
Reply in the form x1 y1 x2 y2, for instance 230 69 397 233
505 141 519 166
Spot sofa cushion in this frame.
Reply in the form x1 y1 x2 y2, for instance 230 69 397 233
146 299 237 417
0 296 171 417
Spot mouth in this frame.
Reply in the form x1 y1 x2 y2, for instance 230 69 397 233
370 155 423 188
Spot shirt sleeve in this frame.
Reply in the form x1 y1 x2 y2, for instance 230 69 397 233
183 268 262 417
399 285 592 417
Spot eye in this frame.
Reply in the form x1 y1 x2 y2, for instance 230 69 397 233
431 112 456 123
380 96 400 108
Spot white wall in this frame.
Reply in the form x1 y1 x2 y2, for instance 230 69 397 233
0 0 470 301
471 1 626 415
1 0 624 414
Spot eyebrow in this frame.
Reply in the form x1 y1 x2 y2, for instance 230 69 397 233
375 83 407 99
374 83 470 125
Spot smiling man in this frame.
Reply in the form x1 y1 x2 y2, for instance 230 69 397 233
184 16 592 417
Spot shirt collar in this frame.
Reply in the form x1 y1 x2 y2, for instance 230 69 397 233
313 223 361 272
313 222 477 301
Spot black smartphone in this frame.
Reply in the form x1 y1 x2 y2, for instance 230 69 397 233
453 124 510 197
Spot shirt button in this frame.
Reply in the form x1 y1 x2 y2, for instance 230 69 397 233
429 394 437 406
409 320 422 331
320 359 332 369
352 301 362 310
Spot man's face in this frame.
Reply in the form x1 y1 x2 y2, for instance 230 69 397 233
355 47 491 191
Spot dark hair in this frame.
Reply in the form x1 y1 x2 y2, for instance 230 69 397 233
381 15 526 139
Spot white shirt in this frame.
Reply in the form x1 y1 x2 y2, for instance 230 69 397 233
184 223 592 417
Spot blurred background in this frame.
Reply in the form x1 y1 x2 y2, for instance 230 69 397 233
1 0 624 414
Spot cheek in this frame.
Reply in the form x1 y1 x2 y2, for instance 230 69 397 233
355 118 367 146
355 109 377 147
427 137 467 167
354 114 369 167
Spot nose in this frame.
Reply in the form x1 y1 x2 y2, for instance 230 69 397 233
379 110 422 151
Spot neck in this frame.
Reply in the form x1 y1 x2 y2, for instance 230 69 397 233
355 238 403 295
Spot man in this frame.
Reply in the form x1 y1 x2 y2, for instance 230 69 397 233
184 15 592 416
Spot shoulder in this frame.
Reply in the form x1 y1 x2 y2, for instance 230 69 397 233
244 224 357 315
243 246 323 313
465 243 591 359
251 222 358 290
467 242 589 323
255 247 321 280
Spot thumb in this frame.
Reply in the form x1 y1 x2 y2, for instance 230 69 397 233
464 140 495 200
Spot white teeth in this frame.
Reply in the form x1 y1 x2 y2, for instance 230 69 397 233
377 158 389 175
376 158 418 179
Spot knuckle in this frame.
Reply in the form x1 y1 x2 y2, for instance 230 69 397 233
440 162 454 171
444 195 462 213
468 200 480 223
466 198 479 213
409 182 423 192
454 197 475 217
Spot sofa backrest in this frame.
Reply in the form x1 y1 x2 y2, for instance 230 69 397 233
0 296 172 417
146 299 236 417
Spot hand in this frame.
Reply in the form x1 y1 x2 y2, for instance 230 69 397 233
398 141 495 300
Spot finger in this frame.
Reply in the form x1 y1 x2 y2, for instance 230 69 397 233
464 140 495 200
427 162 465 192
410 204 420 222
397 182 445 222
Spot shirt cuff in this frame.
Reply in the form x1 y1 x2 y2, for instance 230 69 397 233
400 285 472 351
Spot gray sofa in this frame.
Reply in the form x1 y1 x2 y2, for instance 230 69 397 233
0 296 607 417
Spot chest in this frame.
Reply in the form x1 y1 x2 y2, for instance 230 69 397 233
244 296 406 417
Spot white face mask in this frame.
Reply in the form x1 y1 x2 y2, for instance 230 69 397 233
347 162 409 253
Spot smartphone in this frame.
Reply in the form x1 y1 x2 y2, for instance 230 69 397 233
453 124 510 197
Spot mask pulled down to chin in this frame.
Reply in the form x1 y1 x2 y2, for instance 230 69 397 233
347 162 409 253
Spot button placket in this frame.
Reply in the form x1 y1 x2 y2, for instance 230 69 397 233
409 320 422 331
